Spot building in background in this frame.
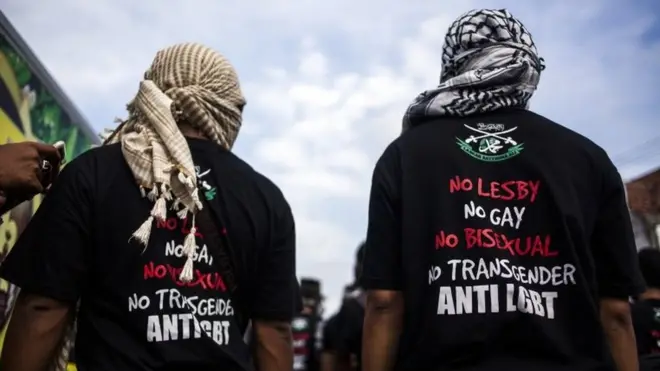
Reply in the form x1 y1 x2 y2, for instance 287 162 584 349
0 10 99 370
626 167 660 250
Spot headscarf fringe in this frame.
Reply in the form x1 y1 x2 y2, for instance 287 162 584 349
153 196 167 221
147 186 159 202
131 215 154 246
179 216 197 282
171 198 182 211
177 206 189 220
160 183 172 201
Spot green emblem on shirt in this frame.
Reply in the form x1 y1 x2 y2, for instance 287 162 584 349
195 166 217 201
456 123 524 162
204 188 217 201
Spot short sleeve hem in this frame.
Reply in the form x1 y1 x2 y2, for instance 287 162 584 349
0 266 78 304
251 309 295 322
361 277 403 291
599 283 646 300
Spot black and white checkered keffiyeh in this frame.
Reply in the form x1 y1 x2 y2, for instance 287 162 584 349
402 9 545 131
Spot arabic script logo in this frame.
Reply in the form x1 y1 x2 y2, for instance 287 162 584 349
195 166 217 200
456 123 524 162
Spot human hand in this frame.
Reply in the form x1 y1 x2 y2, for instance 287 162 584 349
0 142 62 197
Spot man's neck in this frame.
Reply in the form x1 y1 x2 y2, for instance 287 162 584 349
179 124 207 139
640 288 660 301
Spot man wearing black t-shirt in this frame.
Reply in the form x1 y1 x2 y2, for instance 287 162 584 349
0 43 298 371
321 288 359 371
320 313 341 371
334 243 366 371
361 9 643 371
316 243 365 371
632 248 660 368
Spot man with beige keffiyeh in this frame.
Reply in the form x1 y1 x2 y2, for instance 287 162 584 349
0 43 299 371
104 42 246 283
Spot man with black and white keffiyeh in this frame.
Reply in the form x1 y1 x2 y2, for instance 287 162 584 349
361 9 642 371
402 8 545 132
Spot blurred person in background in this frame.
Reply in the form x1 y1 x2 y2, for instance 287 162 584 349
0 141 62 216
632 247 660 369
322 243 365 371
320 285 356 371
361 8 643 371
320 286 356 371
320 311 341 371
292 278 324 371
0 43 298 371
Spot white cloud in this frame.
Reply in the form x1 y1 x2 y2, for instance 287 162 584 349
3 0 659 313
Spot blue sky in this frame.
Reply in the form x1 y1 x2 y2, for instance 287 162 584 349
4 0 659 312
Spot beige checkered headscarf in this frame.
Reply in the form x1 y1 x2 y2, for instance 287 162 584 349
51 42 245 371
105 42 245 281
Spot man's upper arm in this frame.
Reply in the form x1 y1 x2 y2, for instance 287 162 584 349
0 156 93 304
361 145 402 291
251 193 297 322
591 158 645 299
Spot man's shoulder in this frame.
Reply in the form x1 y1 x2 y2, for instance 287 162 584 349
56 143 123 183
196 146 291 214
521 111 617 179
83 142 122 157
224 152 288 203
402 110 602 146
394 109 612 168
324 313 340 326
340 290 366 315
67 143 123 168
518 110 608 153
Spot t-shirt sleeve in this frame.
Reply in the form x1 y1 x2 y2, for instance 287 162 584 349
250 194 298 322
591 159 645 299
0 155 93 304
361 144 402 290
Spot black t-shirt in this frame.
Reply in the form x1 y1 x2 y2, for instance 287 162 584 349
0 138 298 371
633 299 660 356
361 109 645 371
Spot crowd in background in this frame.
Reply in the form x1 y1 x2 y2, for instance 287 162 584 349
0 7 658 371
288 245 660 371
284 244 365 371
